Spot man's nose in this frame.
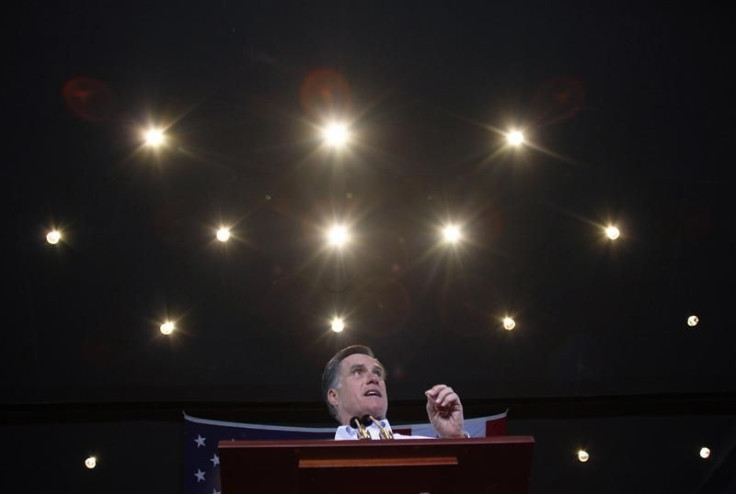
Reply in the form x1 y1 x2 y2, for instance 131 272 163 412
366 373 379 384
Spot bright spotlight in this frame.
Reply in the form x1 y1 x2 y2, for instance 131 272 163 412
502 317 516 331
577 449 590 463
216 227 231 242
327 224 350 248
442 224 462 244
700 447 711 459
331 317 345 333
605 225 620 240
144 128 165 147
687 315 699 327
84 456 97 469
507 130 525 147
160 321 175 335
46 230 61 245
322 122 350 148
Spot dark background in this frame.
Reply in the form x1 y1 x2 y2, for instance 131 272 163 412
5 1 735 492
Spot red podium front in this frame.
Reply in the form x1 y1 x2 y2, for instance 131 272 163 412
219 435 535 494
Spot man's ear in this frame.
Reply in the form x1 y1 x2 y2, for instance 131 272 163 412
327 388 339 407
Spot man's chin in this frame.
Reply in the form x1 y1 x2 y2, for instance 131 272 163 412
365 406 388 421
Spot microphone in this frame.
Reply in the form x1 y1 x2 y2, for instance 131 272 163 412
363 414 394 440
350 416 370 439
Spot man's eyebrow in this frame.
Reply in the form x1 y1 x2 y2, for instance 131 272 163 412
349 363 367 372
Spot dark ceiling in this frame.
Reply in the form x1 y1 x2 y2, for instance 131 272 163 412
6 2 734 407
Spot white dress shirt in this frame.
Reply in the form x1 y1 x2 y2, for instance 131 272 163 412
334 419 433 440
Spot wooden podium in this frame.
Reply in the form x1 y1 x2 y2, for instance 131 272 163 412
219 435 535 493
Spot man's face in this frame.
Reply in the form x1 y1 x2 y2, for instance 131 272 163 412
328 353 388 425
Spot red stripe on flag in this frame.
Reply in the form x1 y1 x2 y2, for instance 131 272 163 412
485 417 507 436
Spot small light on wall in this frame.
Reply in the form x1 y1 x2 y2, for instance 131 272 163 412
160 321 175 335
502 317 516 331
46 230 62 245
577 449 590 462
322 122 350 148
84 456 97 469
326 224 350 248
700 447 711 459
442 224 462 244
506 130 525 147
331 317 345 333
216 227 231 242
143 128 165 147
604 225 620 240
687 315 699 327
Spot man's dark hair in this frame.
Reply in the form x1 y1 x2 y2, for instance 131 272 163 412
322 344 377 420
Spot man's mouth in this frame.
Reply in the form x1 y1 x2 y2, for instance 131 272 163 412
364 390 382 397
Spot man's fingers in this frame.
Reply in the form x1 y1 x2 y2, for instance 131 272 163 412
425 384 444 399
436 387 454 406
425 384 451 399
442 392 460 409
428 386 460 408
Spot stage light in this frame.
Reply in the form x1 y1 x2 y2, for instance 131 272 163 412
46 230 61 245
160 321 175 335
326 224 350 248
506 130 525 147
143 127 165 147
84 456 97 469
442 224 462 244
605 225 620 240
216 227 231 242
687 315 699 327
331 317 345 333
322 122 350 148
503 317 516 331
700 447 711 459
577 449 590 462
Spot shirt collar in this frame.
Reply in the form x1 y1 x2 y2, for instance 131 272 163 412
334 418 394 440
